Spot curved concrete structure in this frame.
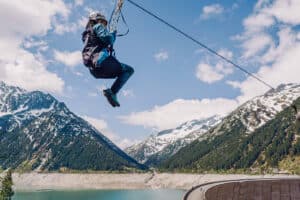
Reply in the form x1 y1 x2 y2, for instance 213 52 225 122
184 178 300 200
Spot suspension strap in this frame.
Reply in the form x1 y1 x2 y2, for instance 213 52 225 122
116 10 129 37
109 0 129 37
109 0 124 32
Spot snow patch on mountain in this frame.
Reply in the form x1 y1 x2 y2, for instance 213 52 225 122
235 83 300 133
127 83 300 165
0 81 144 171
126 115 223 163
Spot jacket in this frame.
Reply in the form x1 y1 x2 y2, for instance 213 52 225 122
93 24 116 66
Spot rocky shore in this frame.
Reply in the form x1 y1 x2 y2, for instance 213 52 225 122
12 173 300 191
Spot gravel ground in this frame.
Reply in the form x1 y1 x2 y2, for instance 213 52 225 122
12 173 300 191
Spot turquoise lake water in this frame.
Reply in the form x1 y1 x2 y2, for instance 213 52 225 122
13 189 185 200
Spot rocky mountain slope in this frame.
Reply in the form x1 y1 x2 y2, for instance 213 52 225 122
0 82 145 171
161 83 300 173
126 116 222 166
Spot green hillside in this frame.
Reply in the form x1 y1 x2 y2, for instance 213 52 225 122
161 97 300 173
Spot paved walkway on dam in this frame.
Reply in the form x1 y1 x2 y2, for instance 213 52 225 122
184 178 300 200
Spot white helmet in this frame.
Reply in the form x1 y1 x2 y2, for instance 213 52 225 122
89 12 107 23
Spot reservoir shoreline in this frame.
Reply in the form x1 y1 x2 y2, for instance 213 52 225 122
12 173 300 191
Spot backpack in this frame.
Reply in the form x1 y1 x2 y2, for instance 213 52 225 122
81 24 106 68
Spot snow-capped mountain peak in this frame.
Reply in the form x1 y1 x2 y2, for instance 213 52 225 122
0 82 144 171
0 82 56 117
235 83 300 133
127 83 300 165
126 115 223 164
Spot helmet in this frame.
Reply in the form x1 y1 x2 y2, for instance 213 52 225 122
89 12 107 23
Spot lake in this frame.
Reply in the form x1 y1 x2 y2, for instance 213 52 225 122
13 189 185 200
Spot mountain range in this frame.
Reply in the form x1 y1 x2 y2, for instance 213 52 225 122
1 81 300 173
127 83 300 173
0 81 145 171
126 115 223 166
161 83 300 173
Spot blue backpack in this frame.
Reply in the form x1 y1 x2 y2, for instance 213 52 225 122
81 24 122 78
81 24 106 69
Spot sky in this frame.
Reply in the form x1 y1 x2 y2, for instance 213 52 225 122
1 0 300 149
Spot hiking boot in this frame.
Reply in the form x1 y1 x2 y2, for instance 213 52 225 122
103 89 120 107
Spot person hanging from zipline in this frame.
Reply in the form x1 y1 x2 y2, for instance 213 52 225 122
82 12 134 107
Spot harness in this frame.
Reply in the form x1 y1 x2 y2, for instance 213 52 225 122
81 25 107 69
81 24 123 79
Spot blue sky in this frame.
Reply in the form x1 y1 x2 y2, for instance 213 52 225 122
1 0 300 148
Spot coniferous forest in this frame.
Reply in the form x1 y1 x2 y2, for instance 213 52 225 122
160 98 300 173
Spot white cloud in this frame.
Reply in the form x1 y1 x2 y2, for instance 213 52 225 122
88 85 107 97
263 0 300 25
82 116 137 149
154 50 169 62
255 0 270 10
54 22 78 35
122 89 135 98
54 50 82 68
200 4 224 20
87 85 107 97
226 81 241 89
243 13 274 34
242 33 273 58
236 42 300 103
233 6 275 60
218 49 233 59
235 13 274 59
196 63 224 83
0 1 69 37
0 49 64 93
78 17 88 28
53 16 87 35
82 116 113 138
261 27 296 63
237 0 300 61
119 98 238 131
0 0 69 93
228 0 300 103
196 49 234 83
23 38 49 52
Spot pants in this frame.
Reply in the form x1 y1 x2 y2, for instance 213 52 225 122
90 55 134 94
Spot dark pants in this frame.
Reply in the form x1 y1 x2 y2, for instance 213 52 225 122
90 56 134 94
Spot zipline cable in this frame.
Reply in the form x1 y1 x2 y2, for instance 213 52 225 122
126 0 275 90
